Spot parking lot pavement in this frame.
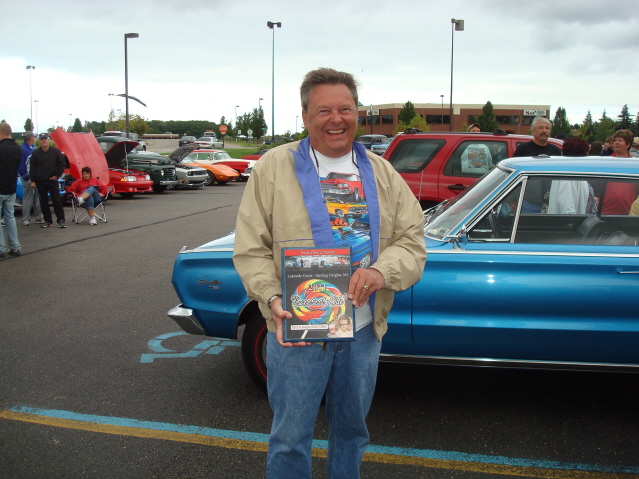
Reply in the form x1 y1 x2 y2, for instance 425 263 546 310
2 184 639 479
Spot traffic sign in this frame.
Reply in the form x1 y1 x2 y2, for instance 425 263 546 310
219 125 228 134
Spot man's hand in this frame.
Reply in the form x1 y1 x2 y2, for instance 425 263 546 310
270 297 312 347
348 267 384 308
49 176 58 181
30 182 36 188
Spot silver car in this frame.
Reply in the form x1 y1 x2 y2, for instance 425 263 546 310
194 136 223 149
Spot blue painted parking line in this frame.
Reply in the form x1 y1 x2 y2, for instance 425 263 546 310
140 332 240 363
2 406 638 478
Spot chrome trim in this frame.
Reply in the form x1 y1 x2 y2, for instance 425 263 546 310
167 304 206 335
378 354 639 372
178 247 234 254
431 249 639 258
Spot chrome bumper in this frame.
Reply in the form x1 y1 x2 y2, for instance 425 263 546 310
167 304 206 335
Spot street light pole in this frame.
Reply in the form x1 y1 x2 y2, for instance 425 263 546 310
450 19 464 132
235 105 239 125
69 113 72 130
259 98 263 110
34 100 39 134
267 21 281 142
108 93 115 116
440 94 444 127
26 65 35 128
296 115 298 135
124 33 139 139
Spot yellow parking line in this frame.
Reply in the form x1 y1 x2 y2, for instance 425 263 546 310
3 408 638 479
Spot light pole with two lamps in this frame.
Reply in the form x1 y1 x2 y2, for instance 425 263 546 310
449 18 464 132
26 65 35 129
34 100 39 134
267 21 281 142
124 33 139 139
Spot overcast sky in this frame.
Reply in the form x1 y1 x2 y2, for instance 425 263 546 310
2 0 638 136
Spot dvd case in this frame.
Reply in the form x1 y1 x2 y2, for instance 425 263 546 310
281 247 355 342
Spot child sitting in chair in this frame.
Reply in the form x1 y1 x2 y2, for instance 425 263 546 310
68 167 108 225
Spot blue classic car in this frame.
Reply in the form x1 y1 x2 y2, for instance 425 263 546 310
169 157 639 388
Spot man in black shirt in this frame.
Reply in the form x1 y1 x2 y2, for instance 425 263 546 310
0 122 23 257
513 117 562 157
29 133 66 228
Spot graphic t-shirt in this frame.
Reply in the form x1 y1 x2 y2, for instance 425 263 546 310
310 147 373 330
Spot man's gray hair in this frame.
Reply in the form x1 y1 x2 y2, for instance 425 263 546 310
531 116 551 130
300 68 359 112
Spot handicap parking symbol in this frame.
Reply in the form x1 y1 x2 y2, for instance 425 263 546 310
140 331 240 363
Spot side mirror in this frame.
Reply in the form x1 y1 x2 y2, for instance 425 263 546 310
458 224 468 245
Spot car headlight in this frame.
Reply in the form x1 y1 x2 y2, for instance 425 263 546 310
145 174 151 180
121 176 137 182
160 170 165 176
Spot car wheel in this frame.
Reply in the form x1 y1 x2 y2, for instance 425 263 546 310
204 172 215 186
241 309 267 390
119 192 135 198
335 209 344 218
152 185 167 194
142 146 146 151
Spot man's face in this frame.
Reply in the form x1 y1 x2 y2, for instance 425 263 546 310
82 171 91 180
532 122 551 145
469 125 480 133
302 83 358 158
613 137 629 155
39 137 49 149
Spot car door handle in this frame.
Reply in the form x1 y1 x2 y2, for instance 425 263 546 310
617 270 639 274
448 184 467 191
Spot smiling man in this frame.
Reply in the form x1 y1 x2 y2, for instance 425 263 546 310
233 68 426 479
513 116 563 157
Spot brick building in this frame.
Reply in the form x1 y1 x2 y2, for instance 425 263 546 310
358 103 550 136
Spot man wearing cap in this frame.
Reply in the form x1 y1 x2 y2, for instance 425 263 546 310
0 122 23 257
29 133 66 228
18 131 44 226
630 137 639 158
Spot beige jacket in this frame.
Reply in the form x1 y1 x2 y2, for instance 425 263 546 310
233 140 426 340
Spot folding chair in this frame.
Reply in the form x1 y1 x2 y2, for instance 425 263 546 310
69 191 109 224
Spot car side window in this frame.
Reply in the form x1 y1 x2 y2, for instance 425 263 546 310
469 183 522 242
444 141 508 178
386 139 445 173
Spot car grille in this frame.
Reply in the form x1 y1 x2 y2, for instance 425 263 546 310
163 168 177 180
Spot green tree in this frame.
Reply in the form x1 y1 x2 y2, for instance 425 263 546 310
24 118 34 132
550 106 572 138
393 121 408 135
72 118 83 133
616 104 633 130
248 107 268 142
408 114 429 132
579 110 594 141
595 110 614 142
478 101 499 132
398 101 416 125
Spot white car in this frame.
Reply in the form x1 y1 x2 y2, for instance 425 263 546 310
194 136 223 149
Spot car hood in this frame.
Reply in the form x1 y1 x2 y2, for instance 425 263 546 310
104 140 140 168
169 144 199 162
50 128 112 185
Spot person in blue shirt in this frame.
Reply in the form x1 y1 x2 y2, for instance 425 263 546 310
18 131 44 226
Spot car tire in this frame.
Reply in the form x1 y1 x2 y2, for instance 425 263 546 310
152 185 167 194
335 209 344 218
204 172 215 186
119 193 135 198
142 146 146 151
241 309 268 390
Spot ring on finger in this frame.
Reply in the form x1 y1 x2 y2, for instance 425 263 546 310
363 285 369 290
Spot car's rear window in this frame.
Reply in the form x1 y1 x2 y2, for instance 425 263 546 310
386 138 445 173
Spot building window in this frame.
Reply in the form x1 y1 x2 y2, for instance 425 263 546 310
522 116 537 126
382 115 393 124
467 115 479 124
368 115 379 125
426 115 450 124
358 116 367 126
496 115 520 125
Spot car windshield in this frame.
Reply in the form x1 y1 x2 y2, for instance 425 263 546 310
327 172 358 181
424 166 512 240
357 137 373 146
214 152 231 160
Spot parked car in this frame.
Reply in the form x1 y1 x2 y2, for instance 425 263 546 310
168 146 239 186
96 136 178 193
187 149 253 180
15 177 66 207
241 149 269 162
194 137 223 149
357 134 391 156
168 156 639 389
102 131 146 150
384 130 564 208
179 136 197 147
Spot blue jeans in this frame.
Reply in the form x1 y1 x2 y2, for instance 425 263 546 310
82 187 103 209
0 194 21 253
266 323 381 479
